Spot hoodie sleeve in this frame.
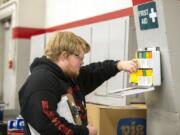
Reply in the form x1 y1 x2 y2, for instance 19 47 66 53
21 90 89 135
77 60 120 95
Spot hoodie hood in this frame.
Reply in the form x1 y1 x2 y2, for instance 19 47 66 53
30 56 69 82
19 56 72 108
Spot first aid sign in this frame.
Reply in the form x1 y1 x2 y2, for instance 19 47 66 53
138 2 159 30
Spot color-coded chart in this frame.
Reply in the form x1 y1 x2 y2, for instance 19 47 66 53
136 51 152 59
130 48 161 86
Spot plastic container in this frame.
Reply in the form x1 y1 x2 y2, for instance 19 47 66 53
7 116 25 135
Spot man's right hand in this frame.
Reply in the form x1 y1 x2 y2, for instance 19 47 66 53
87 124 97 135
117 59 138 73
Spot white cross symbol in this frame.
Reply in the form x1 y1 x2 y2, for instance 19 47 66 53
149 8 157 23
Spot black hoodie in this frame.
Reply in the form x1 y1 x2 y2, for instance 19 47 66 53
19 56 119 135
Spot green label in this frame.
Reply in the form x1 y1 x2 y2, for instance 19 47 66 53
138 2 159 30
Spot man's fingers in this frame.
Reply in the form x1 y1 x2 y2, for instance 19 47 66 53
132 59 139 68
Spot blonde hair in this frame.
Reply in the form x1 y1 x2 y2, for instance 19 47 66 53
45 31 90 62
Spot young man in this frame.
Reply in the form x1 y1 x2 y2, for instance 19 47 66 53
19 31 138 135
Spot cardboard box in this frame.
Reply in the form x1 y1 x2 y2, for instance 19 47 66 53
87 103 146 135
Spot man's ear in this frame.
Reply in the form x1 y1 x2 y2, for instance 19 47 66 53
59 51 68 60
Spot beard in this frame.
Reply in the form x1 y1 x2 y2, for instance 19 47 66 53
64 69 79 79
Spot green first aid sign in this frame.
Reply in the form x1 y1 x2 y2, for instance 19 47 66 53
138 2 159 30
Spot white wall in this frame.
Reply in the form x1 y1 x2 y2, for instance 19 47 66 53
45 0 132 27
18 0 45 28
0 0 46 110
0 22 4 99
86 17 129 106
0 1 18 110
2 25 16 109
2 0 132 28
30 34 45 64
